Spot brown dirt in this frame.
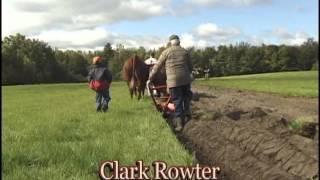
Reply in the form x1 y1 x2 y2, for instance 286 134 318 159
172 85 319 180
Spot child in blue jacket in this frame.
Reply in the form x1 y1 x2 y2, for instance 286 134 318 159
88 56 112 112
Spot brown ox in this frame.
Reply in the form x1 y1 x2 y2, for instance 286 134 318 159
122 55 149 100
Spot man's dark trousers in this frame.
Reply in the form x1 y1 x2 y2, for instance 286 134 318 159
169 84 192 120
96 89 110 112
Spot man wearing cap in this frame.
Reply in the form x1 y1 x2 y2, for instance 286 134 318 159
88 56 113 112
148 35 193 132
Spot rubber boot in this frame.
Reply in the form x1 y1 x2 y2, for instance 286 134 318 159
174 118 183 132
184 114 191 125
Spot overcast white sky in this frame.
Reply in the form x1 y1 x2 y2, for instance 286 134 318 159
2 0 318 50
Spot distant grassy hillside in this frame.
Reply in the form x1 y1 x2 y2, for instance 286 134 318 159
2 82 192 180
196 71 318 97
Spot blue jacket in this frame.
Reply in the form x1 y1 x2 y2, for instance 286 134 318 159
88 64 112 83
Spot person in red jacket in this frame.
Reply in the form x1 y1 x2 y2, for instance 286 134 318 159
88 56 112 112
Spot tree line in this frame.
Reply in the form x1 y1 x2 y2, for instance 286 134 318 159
1 33 318 85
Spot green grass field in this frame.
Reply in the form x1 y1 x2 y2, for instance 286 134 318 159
196 71 319 97
2 82 192 180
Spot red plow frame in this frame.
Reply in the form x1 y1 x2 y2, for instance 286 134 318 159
147 83 175 114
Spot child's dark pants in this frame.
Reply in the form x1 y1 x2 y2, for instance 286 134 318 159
96 89 110 112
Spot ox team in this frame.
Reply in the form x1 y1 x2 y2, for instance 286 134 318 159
88 34 193 132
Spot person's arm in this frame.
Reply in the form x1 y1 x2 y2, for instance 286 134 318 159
104 69 112 83
88 68 93 82
186 51 193 73
149 50 167 81
108 70 113 83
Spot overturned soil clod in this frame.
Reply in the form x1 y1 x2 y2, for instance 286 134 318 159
170 85 319 180
297 122 318 139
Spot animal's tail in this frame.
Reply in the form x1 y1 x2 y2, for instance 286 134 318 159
132 56 140 82
130 56 137 90
130 56 135 81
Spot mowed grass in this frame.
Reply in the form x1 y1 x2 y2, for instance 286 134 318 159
2 82 192 180
196 71 318 97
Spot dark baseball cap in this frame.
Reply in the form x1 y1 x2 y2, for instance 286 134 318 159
169 34 180 41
